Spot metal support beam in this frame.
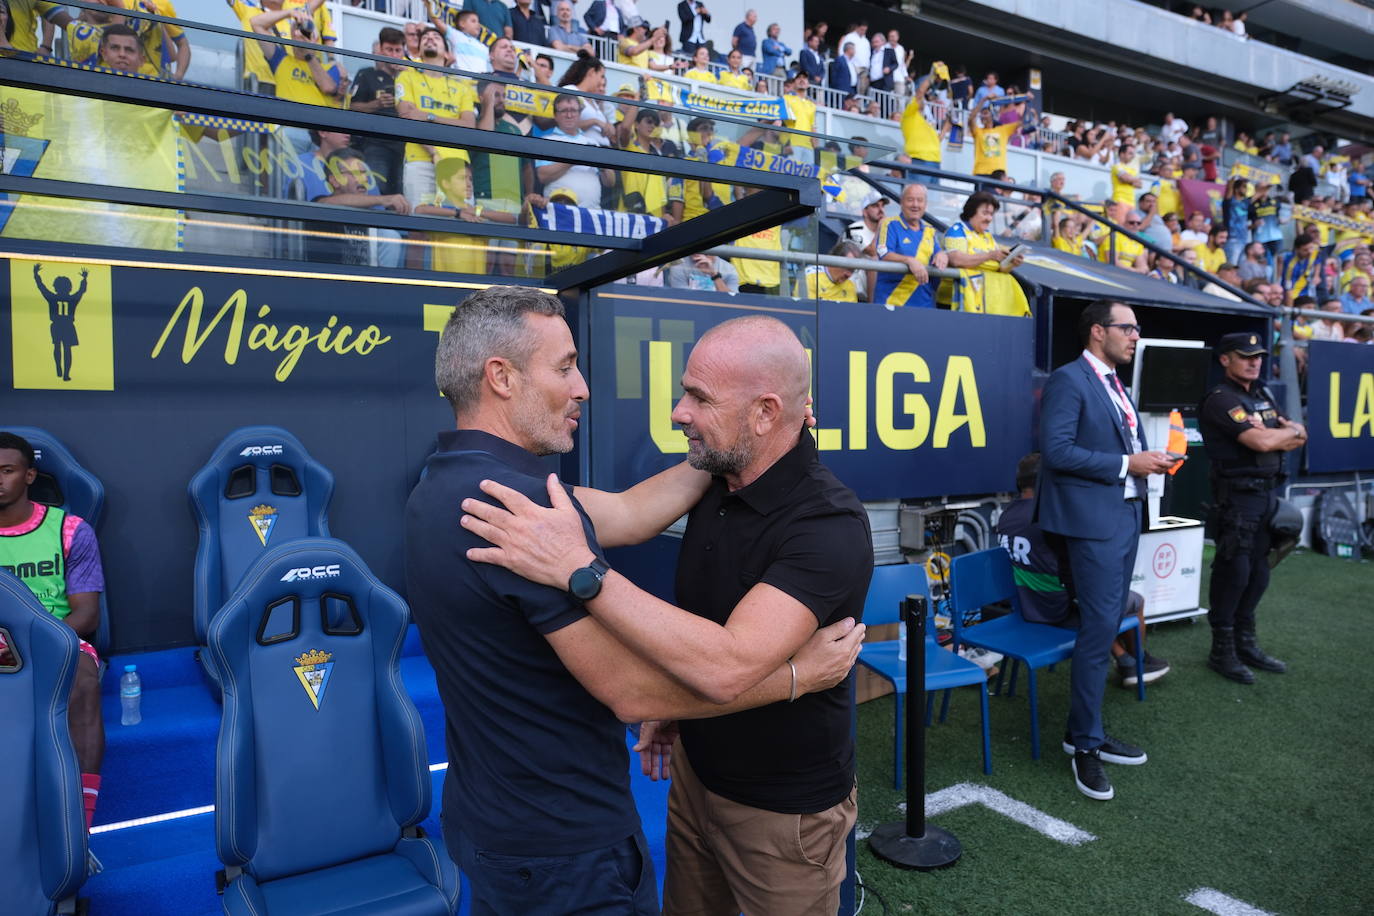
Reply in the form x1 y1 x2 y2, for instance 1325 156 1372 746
547 187 817 291
0 174 634 250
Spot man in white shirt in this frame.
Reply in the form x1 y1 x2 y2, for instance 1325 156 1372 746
536 94 613 207
1159 112 1188 146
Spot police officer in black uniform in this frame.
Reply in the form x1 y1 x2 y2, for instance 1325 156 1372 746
1197 332 1307 683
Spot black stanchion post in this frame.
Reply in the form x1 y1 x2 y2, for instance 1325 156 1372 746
868 594 962 870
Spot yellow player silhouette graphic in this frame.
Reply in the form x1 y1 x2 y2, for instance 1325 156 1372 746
34 264 88 382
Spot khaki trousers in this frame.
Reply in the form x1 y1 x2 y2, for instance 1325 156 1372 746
662 750 856 916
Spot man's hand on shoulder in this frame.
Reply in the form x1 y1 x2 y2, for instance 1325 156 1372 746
462 473 594 589
792 617 865 695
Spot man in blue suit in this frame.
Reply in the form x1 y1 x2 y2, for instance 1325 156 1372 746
1037 300 1175 801
829 42 858 98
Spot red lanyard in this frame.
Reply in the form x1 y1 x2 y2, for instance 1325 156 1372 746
1090 361 1137 433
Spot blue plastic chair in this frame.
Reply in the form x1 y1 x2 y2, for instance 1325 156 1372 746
6 426 111 655
189 426 334 691
857 563 992 787
949 549 1080 760
208 538 458 915
0 568 88 916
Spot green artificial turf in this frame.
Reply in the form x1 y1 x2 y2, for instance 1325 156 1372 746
853 548 1374 915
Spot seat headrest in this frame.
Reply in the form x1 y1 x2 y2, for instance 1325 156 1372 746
2 426 103 524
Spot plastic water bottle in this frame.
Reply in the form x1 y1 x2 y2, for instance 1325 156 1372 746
120 664 142 726
898 622 907 662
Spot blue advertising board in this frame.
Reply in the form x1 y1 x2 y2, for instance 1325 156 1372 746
586 289 1035 500
1306 341 1374 473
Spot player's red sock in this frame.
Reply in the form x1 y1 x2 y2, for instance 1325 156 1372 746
82 773 101 830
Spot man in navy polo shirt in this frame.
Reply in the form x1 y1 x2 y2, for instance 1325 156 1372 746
406 288 864 914
462 314 874 915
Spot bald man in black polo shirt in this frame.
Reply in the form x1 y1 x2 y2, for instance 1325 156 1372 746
465 314 874 915
408 289 864 915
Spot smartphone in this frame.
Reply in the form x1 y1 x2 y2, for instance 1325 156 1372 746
1166 452 1188 462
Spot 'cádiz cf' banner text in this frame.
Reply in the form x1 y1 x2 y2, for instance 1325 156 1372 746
0 88 180 251
586 289 1034 499
1306 341 1374 473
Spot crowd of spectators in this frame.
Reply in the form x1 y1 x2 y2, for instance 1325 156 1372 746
11 0 1373 324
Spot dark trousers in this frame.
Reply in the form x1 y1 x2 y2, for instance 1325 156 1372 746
361 141 405 197
1061 499 1141 751
450 822 659 915
1208 483 1276 630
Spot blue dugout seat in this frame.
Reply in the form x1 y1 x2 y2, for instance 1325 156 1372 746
7 426 111 655
0 568 88 915
189 426 333 687
949 548 1144 761
857 563 991 787
208 537 458 915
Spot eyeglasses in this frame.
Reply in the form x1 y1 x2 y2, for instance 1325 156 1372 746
1103 323 1142 337
1125 220 1142 226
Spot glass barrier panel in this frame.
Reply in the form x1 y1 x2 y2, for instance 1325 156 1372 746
0 192 607 279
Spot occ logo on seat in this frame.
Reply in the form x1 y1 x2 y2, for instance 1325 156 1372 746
9 259 115 391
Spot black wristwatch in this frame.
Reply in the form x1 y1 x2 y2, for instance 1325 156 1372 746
568 558 610 601
710 272 723 281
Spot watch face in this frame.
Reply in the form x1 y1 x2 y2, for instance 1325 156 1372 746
569 564 604 600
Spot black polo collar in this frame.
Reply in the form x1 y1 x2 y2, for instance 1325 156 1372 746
436 428 547 478
726 430 816 516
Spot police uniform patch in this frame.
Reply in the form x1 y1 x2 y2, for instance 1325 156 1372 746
293 648 333 710
248 504 278 546
1228 406 1249 423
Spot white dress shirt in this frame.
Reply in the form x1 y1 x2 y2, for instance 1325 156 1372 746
1082 349 1141 498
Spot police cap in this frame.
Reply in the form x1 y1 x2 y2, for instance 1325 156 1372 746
1216 331 1267 358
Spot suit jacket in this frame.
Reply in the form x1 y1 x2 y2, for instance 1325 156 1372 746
799 47 825 84
869 47 897 92
585 1 614 36
677 0 709 47
829 57 856 96
1035 355 1150 540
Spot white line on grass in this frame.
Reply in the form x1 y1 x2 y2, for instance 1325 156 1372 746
1184 888 1275 916
90 762 452 834
896 782 1097 846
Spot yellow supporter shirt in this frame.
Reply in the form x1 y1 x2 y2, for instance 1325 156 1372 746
394 67 478 163
617 37 649 69
732 224 782 288
1153 179 1182 218
229 0 288 87
1339 267 1374 294
1111 162 1139 206
684 68 717 83
622 138 668 217
1096 232 1144 268
901 98 940 163
266 44 342 108
795 265 857 301
971 122 1016 176
1053 234 1086 257
717 70 750 90
10 0 57 55
1196 243 1227 274
66 21 160 75
783 93 817 149
430 205 487 276
939 220 1031 316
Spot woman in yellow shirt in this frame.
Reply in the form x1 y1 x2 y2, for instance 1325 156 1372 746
682 45 716 83
716 48 750 89
1052 213 1087 257
939 191 1030 315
